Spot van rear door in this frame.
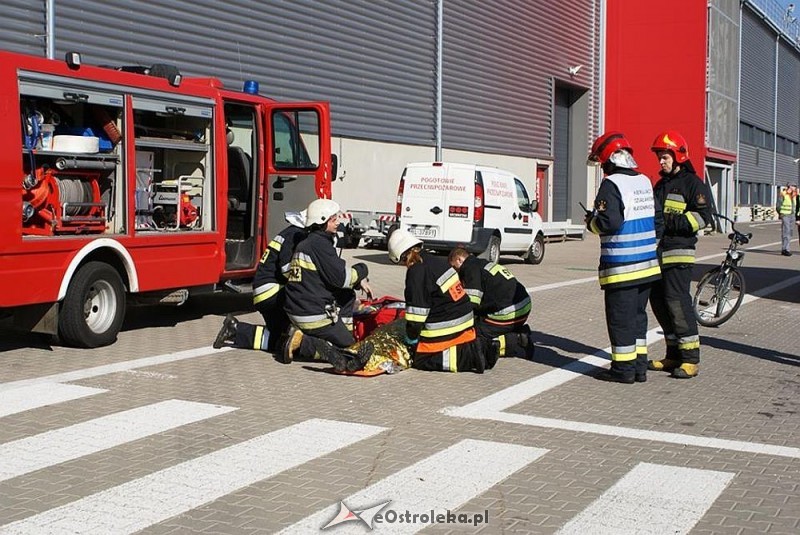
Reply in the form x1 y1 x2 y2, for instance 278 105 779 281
400 163 474 243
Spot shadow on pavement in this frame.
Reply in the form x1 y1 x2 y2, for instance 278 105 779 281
702 335 800 368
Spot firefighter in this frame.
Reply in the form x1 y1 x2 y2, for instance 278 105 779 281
648 130 713 379
388 229 498 373
586 132 661 383
282 198 374 372
212 210 307 352
448 247 535 359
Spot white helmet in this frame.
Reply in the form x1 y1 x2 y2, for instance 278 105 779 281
284 209 307 229
306 199 340 227
388 228 422 264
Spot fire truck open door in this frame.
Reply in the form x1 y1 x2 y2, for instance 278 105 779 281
263 102 332 252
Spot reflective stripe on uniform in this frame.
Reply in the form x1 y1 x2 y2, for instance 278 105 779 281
269 235 285 251
661 248 696 264
253 282 282 304
678 334 700 351
589 217 600 235
254 326 265 350
406 305 430 323
611 344 637 362
287 313 331 330
437 268 460 293
440 345 458 372
497 334 507 357
686 211 705 232
421 311 474 338
636 338 647 355
487 296 532 322
293 252 317 271
664 193 686 213
598 259 661 286
417 327 476 353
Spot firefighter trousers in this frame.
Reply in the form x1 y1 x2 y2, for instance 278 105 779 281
296 319 356 360
233 293 289 352
604 283 651 379
476 316 530 358
649 265 699 364
413 336 494 373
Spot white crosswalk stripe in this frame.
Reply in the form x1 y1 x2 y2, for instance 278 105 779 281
0 418 386 535
0 383 106 418
0 399 236 482
279 439 548 534
557 462 735 535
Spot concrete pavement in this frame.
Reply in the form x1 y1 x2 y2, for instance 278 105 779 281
0 220 798 534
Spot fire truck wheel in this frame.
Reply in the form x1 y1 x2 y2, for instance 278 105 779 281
58 261 126 348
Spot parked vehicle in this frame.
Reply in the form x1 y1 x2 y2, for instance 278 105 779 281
395 162 545 263
0 50 335 347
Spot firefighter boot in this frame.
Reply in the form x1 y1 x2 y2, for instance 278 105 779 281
344 341 375 373
596 362 635 384
647 358 679 372
280 326 303 364
517 326 536 361
671 362 699 379
635 355 648 383
213 314 238 349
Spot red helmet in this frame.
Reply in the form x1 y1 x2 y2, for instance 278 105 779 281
651 130 689 163
588 132 633 164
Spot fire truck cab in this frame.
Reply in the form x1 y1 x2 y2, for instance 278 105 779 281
0 50 334 347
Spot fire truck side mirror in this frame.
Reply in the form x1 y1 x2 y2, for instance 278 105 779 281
65 51 81 69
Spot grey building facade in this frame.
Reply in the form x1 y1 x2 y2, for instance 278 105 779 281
1 0 601 220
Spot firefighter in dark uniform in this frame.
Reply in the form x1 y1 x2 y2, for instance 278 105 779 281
212 210 307 352
388 229 497 373
448 247 535 359
586 132 661 383
648 131 712 379
283 199 374 371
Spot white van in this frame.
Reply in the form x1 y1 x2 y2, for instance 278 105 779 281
395 162 545 264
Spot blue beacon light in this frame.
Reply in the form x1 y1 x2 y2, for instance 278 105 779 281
243 80 259 94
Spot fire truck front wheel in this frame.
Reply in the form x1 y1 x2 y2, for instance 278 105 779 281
59 262 127 348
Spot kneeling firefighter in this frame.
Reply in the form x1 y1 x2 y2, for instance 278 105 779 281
448 247 535 359
212 210 307 351
283 199 374 372
388 229 498 373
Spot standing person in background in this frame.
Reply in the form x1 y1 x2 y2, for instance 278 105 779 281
648 131 713 379
213 210 307 352
776 183 797 256
283 198 374 372
448 247 535 360
585 132 661 384
388 229 497 373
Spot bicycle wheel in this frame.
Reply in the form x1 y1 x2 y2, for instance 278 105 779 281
693 266 745 327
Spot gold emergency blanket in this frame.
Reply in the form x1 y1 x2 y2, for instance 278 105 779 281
348 318 412 374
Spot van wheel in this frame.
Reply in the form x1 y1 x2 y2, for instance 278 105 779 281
525 234 546 265
58 262 126 348
479 236 501 263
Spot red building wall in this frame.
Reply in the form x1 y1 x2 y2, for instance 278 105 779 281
605 0 709 182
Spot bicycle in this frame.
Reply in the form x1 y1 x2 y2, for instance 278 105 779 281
692 213 752 327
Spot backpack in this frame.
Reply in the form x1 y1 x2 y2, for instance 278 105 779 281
352 296 405 341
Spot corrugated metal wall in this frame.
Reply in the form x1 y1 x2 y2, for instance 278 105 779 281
53 0 437 145
707 1 739 154
2 0 46 55
442 0 597 158
739 8 776 186
740 10 775 130
739 6 800 188
1 1 599 160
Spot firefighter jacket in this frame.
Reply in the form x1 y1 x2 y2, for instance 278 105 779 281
404 252 475 353
252 225 306 305
587 168 661 289
653 165 713 267
285 229 368 330
459 255 531 324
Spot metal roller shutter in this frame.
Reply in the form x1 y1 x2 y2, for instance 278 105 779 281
740 9 775 130
1 0 46 55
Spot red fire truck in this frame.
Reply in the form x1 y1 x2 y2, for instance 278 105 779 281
0 50 335 348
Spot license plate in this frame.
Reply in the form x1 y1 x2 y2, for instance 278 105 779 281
410 226 437 238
